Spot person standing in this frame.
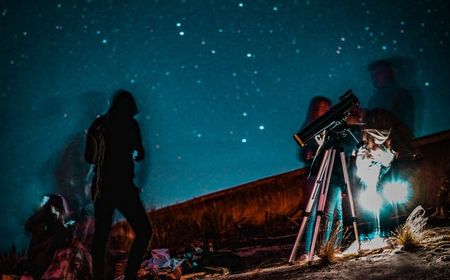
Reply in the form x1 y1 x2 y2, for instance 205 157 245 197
85 90 151 280
299 96 345 260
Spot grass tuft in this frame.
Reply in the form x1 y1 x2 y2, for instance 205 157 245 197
318 221 343 265
392 206 430 251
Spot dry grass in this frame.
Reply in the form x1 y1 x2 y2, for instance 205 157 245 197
318 221 342 265
393 223 421 251
392 205 438 251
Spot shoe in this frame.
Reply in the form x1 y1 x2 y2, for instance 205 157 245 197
299 254 309 262
311 254 320 261
300 254 320 262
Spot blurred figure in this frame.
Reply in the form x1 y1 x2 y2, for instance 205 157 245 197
25 194 72 279
85 90 152 280
368 59 415 131
386 56 425 135
367 59 416 158
55 91 106 223
55 133 91 221
299 96 331 164
432 167 450 218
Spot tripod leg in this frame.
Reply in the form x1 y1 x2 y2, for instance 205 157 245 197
288 150 331 264
339 152 360 250
308 149 336 263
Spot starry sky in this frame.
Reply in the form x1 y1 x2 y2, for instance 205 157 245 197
1 0 449 251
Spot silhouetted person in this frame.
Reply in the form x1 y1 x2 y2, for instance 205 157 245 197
85 90 151 280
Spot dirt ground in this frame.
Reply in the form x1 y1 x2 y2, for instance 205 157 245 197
209 226 450 280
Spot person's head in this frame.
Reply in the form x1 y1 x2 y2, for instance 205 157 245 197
306 96 331 123
107 89 138 118
368 60 396 88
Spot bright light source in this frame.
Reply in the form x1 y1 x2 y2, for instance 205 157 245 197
382 180 410 204
359 189 383 213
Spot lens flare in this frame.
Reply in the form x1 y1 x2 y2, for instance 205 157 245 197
382 181 410 204
359 189 383 213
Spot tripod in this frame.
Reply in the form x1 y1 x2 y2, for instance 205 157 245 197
289 139 360 264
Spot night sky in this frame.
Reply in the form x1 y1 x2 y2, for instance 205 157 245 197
1 0 449 251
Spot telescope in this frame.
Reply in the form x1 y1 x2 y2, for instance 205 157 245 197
294 90 359 147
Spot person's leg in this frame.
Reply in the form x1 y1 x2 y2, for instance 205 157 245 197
323 184 341 244
92 196 114 280
117 189 152 280
304 197 318 255
324 185 343 247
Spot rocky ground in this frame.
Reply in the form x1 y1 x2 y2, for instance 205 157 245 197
207 224 450 280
